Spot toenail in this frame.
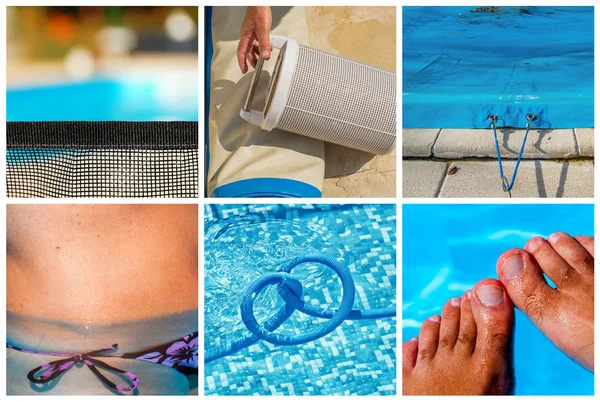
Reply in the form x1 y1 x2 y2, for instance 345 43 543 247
547 232 564 245
428 315 441 323
466 290 472 299
525 237 544 253
502 255 524 280
476 285 503 306
450 298 460 307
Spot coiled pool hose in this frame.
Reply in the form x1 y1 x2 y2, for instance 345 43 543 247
205 254 396 363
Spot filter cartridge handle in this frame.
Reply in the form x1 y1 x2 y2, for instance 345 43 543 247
242 56 265 113
240 34 296 128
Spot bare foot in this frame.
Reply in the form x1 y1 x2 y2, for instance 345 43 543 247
497 233 594 372
403 278 515 395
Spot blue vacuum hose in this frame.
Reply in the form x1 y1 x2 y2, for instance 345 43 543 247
205 254 396 363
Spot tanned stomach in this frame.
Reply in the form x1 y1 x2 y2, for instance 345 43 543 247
7 205 198 324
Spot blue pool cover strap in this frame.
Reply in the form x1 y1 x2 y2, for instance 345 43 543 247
204 254 396 363
403 7 594 129
491 115 533 192
476 105 547 129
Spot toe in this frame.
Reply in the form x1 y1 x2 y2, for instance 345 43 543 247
402 337 418 374
416 315 441 362
438 298 461 352
545 232 593 275
496 248 555 327
523 236 579 287
574 235 594 258
455 290 477 355
470 279 514 363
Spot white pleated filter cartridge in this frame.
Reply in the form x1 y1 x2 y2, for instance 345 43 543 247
241 35 396 155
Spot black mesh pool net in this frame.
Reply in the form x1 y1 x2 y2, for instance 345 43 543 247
6 122 198 198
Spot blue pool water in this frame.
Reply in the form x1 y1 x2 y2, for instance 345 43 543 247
7 72 198 122
204 204 396 395
403 204 594 395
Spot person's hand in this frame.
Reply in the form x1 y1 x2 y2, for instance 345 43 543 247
237 6 272 74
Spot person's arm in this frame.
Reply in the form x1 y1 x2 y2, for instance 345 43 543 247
236 6 272 74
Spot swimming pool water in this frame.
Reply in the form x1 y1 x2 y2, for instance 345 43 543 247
7 72 198 121
204 204 396 395
403 204 594 395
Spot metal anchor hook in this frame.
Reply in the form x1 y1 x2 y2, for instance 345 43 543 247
526 113 538 128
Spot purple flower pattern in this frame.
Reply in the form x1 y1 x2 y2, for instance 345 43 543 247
132 332 198 372
6 331 198 392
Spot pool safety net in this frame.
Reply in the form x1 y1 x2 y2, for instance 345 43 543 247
7 122 198 198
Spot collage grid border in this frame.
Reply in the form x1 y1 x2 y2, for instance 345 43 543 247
0 0 597 399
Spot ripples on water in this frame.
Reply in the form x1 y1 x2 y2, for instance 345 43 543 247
205 205 355 345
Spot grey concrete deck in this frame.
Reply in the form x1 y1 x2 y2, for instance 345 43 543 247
323 145 396 198
403 128 594 198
